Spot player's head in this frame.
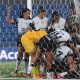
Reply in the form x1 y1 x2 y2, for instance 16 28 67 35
20 8 31 19
38 7 46 19
52 11 60 22
69 3 76 15
65 22 78 37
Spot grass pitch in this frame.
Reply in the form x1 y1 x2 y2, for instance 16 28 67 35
0 61 24 78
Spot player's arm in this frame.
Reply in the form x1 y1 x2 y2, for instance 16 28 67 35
6 16 18 27
65 49 77 72
47 18 54 33
66 55 77 72
6 5 16 24
29 21 36 30
70 43 80 56
45 51 53 70
6 16 15 23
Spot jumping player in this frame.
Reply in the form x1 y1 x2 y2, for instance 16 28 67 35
6 8 32 73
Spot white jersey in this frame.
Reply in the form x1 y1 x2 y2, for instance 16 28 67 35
32 16 48 30
50 18 66 30
56 46 73 59
49 30 70 42
17 18 32 35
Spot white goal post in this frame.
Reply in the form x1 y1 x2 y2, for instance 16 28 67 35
27 0 32 18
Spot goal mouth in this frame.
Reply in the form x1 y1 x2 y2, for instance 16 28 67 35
0 0 80 79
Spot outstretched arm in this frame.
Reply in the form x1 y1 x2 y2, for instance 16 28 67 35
6 5 16 24
69 43 80 56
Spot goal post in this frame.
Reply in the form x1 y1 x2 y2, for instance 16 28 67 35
27 0 32 18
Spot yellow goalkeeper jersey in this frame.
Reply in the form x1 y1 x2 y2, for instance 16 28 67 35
21 30 47 53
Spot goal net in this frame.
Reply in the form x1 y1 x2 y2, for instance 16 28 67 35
0 0 80 79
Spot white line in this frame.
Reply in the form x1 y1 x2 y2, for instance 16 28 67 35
0 78 33 80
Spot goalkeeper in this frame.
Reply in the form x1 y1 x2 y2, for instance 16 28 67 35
21 28 47 78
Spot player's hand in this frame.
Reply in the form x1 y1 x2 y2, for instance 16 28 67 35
6 16 11 22
6 16 15 24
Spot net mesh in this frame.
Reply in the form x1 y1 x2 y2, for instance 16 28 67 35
0 0 80 79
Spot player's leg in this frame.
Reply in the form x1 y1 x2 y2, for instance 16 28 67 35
21 37 39 77
21 30 47 77
66 55 77 72
27 56 32 74
45 51 53 70
24 52 29 73
29 51 40 78
45 51 54 78
31 48 41 65
34 45 53 78
34 36 54 72
15 43 24 73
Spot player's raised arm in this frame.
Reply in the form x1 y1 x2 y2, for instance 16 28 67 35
6 16 15 24
6 4 15 24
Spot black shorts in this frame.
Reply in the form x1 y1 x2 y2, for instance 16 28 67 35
17 35 22 47
51 59 68 73
36 36 57 52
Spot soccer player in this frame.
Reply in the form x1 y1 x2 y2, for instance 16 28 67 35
65 22 80 57
21 29 47 78
6 8 32 73
65 23 80 77
36 30 70 69
24 7 48 78
66 3 77 25
35 28 79 78
76 26 80 53
65 4 80 68
53 45 78 79
48 11 66 32
32 7 48 30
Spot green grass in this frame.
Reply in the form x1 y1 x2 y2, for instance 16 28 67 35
0 61 24 78
0 61 80 79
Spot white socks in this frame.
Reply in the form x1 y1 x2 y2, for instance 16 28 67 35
27 56 32 74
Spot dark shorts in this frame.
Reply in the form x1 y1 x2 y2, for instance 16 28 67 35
36 36 57 52
17 35 22 47
51 59 68 73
